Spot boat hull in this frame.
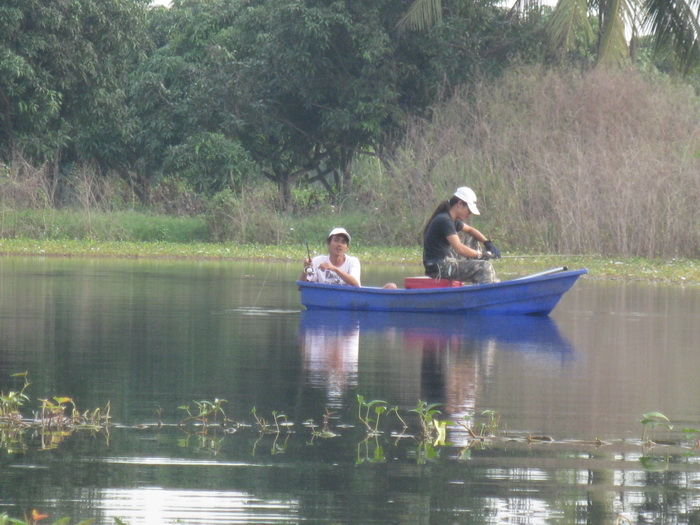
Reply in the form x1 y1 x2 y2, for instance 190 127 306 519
297 268 587 316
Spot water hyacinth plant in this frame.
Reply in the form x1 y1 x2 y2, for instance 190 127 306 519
178 398 228 427
0 373 111 453
0 372 30 421
640 412 673 444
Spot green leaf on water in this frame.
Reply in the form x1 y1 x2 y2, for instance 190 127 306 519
641 412 669 422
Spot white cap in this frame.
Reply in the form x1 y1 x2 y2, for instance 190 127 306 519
327 227 351 243
454 186 480 215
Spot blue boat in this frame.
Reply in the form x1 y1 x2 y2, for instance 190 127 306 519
297 267 587 316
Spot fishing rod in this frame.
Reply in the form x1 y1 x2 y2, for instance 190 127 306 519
303 229 316 278
498 254 593 259
305 238 312 261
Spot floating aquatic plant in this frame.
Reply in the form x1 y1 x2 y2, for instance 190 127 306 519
410 400 446 442
179 398 228 428
356 395 388 436
0 373 111 453
0 509 99 525
0 372 30 421
640 412 673 444
4 375 700 468
308 408 338 440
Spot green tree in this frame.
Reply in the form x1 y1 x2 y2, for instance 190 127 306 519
127 0 539 205
202 0 407 203
0 0 149 173
125 0 243 203
162 132 256 196
130 0 409 204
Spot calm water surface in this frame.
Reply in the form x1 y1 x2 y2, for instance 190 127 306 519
0 257 699 524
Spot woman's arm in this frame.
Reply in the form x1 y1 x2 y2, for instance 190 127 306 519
446 233 481 258
461 224 501 258
462 224 488 243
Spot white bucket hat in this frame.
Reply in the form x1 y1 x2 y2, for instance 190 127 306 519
454 186 480 215
327 227 351 243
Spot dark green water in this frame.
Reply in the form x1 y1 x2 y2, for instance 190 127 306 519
0 257 699 524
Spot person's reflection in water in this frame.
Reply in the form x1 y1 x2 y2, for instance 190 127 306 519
301 321 360 408
417 332 488 419
420 338 449 404
444 339 490 418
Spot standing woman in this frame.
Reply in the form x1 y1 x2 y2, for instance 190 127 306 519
300 227 361 286
422 187 501 284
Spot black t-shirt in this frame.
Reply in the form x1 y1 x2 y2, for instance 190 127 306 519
423 212 464 266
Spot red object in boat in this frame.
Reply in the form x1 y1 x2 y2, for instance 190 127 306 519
404 276 462 289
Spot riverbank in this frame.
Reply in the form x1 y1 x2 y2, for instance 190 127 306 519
0 238 697 285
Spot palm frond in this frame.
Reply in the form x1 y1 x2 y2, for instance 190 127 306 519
396 0 443 34
597 0 631 65
546 0 595 55
644 0 700 73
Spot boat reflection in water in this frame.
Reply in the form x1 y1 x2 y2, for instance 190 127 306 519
299 309 575 417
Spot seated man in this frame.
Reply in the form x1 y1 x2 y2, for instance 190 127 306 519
300 227 397 289
300 227 360 286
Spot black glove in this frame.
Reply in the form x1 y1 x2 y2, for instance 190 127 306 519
484 240 501 259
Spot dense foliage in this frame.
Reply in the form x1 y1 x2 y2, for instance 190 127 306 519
127 0 528 203
1 0 541 202
0 0 148 180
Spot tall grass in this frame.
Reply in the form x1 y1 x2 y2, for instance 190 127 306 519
356 66 700 258
0 156 207 242
0 209 206 243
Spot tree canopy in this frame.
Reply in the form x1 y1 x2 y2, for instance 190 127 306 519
124 0 524 203
0 0 148 166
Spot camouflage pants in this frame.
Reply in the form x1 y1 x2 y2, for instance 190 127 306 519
426 238 499 285
427 256 499 284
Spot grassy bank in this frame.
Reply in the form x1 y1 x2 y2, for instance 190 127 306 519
0 238 697 285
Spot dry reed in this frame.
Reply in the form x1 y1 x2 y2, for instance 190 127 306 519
368 66 700 258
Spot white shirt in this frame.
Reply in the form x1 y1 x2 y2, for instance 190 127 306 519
309 254 361 286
